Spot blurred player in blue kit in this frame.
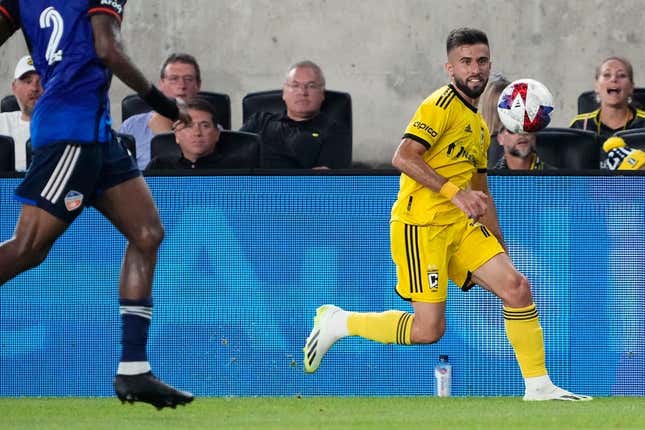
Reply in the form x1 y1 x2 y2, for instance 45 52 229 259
0 0 193 409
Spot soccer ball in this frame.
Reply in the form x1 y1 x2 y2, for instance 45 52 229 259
497 78 554 133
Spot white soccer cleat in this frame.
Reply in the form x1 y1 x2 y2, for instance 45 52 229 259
303 304 346 373
523 383 593 401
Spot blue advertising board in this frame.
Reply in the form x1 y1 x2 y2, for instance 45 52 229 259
1 175 643 397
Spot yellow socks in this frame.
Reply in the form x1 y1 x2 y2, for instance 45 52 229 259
343 303 548 375
503 304 548 378
347 310 414 345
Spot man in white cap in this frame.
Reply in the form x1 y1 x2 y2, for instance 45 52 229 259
0 55 43 171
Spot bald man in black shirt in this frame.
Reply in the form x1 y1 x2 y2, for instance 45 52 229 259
241 61 351 169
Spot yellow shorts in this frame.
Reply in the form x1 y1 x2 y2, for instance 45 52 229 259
391 219 504 303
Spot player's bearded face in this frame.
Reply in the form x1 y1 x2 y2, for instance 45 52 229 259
447 43 491 100
454 75 488 99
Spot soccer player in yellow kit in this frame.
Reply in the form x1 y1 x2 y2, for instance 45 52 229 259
303 27 591 401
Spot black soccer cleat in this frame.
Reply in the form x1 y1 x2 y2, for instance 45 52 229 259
114 372 194 410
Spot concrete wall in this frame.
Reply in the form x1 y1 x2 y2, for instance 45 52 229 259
1 0 642 166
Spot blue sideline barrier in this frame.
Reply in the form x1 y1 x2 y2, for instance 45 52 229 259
1 174 643 397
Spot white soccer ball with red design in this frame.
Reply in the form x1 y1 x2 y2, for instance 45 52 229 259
497 78 554 133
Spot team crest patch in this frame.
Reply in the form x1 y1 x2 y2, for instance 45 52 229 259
427 269 439 291
64 190 83 212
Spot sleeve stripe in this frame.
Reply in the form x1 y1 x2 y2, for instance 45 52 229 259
436 91 456 110
88 7 123 22
403 133 431 149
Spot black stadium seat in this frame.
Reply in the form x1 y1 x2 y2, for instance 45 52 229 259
150 132 179 160
1 94 19 113
121 91 232 130
149 130 261 169
0 134 15 171
535 127 600 169
115 132 137 161
242 89 352 133
615 128 645 151
242 89 352 167
577 88 645 114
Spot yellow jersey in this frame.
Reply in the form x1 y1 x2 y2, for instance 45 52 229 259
391 84 490 226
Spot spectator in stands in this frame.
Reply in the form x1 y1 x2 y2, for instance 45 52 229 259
240 60 351 169
147 98 223 170
120 53 201 170
603 136 645 170
569 57 645 168
493 125 554 170
480 74 510 140
0 55 42 171
479 74 510 168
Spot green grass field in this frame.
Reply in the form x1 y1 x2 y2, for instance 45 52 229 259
1 396 643 430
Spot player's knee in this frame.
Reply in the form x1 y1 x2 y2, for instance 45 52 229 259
499 272 532 307
13 239 51 270
130 223 164 254
411 320 445 344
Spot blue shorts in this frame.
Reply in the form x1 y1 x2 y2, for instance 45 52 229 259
15 135 140 223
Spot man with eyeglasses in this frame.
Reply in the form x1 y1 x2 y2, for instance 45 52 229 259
492 126 554 170
241 60 351 169
120 53 202 170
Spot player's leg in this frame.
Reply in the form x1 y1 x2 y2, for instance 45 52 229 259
0 204 68 285
303 302 429 373
0 142 97 285
93 175 162 370
471 253 547 376
457 223 591 401
93 135 192 409
94 176 162 301
304 222 447 373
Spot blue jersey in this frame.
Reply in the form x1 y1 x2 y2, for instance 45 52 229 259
0 0 126 148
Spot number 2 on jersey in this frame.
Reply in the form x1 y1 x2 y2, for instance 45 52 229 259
39 7 64 65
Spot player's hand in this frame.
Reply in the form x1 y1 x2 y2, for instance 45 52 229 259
451 189 488 221
173 100 192 131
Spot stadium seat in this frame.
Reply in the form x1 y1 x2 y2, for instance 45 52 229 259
242 89 352 167
150 130 261 168
535 127 600 169
25 138 32 169
216 131 262 168
242 89 352 132
577 88 645 113
121 91 232 130
150 132 179 160
0 134 15 171
1 94 19 113
614 128 645 151
115 132 137 161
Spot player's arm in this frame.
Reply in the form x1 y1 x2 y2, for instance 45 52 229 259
470 171 507 251
90 14 188 123
0 6 18 46
392 137 488 220
0 18 12 45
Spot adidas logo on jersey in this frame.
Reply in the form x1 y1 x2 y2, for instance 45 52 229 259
464 124 472 133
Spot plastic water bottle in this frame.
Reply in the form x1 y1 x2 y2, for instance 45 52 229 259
434 354 452 397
